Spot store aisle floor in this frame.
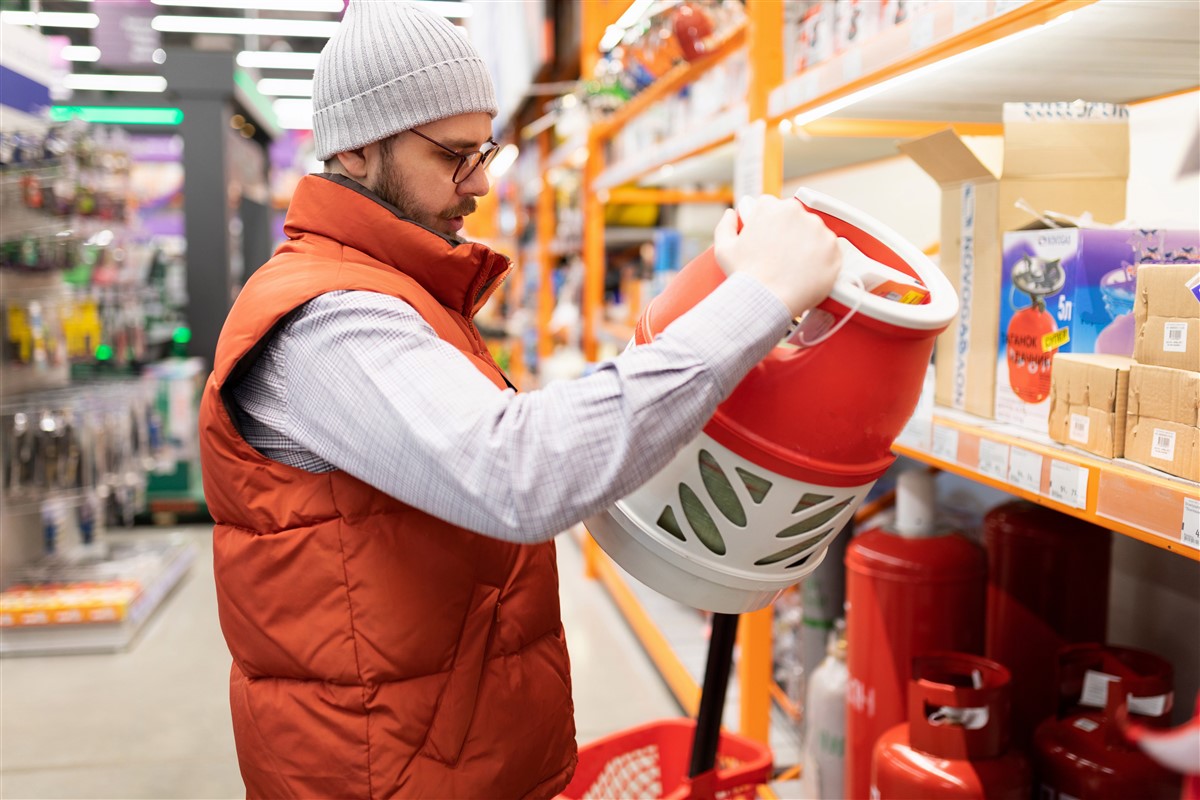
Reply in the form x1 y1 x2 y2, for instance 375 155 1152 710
0 525 680 799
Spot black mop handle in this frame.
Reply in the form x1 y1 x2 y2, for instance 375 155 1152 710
688 612 741 779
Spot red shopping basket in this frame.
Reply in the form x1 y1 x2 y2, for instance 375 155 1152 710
558 718 772 800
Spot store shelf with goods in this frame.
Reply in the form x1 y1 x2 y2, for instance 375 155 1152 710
770 0 1199 127
595 102 748 192
549 0 1200 769
892 407 1200 560
1 117 200 657
0 531 195 656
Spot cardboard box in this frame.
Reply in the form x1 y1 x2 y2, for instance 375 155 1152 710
1124 364 1200 482
1048 353 1135 458
996 227 1200 434
901 101 1129 419
1133 263 1200 372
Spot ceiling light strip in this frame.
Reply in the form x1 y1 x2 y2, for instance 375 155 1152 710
63 74 168 93
257 78 313 97
51 105 184 125
61 45 102 62
151 0 344 11
236 50 322 70
151 15 340 37
0 10 100 28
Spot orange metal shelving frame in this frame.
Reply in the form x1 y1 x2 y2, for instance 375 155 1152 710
551 0 1200 766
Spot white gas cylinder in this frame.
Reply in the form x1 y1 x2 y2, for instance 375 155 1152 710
803 622 848 800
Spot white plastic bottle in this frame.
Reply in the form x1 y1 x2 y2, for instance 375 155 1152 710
802 621 848 800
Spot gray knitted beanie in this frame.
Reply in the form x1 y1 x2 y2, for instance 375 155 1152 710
312 0 498 162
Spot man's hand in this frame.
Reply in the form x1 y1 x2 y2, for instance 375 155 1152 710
713 195 842 318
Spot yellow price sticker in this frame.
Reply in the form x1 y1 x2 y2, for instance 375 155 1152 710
1042 327 1070 352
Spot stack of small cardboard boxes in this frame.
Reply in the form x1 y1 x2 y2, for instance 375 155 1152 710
1045 265 1199 482
1123 265 1200 481
901 101 1132 420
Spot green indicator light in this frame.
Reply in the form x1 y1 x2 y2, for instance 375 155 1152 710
172 326 191 345
95 344 114 361
50 106 184 126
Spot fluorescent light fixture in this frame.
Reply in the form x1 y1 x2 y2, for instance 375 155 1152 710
152 15 340 36
273 97 313 130
0 10 100 28
272 98 312 115
237 50 321 70
50 106 184 125
488 144 519 179
613 0 653 31
63 74 168 93
599 25 624 53
151 0 343 10
61 45 101 62
257 78 313 97
600 0 652 51
792 12 1076 127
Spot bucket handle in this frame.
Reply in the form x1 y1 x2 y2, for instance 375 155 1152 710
731 193 858 348
793 271 865 348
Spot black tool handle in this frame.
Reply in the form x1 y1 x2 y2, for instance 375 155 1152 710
688 612 740 779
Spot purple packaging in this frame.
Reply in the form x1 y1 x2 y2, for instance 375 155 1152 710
995 226 1200 434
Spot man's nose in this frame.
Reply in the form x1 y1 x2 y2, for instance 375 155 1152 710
458 164 490 198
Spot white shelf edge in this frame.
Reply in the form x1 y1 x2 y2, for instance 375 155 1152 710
595 104 748 192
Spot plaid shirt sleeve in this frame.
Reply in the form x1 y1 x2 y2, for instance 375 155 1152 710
233 272 791 543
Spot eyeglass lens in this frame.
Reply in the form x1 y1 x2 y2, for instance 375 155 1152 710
454 144 499 184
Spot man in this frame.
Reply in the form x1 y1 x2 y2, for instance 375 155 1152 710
198 2 840 798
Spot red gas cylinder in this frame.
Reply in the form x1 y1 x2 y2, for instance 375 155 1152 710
872 653 1031 799
845 471 987 800
1034 643 1181 800
1005 299 1059 402
586 189 958 614
984 500 1112 748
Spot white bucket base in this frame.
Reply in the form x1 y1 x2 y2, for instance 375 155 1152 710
585 503 831 614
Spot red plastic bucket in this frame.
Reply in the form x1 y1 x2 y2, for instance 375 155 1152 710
557 718 772 800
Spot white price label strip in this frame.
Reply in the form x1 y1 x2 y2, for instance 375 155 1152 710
1049 460 1088 510
1183 497 1200 550
734 120 766 201
909 11 935 51
932 425 959 463
1008 447 1043 494
978 439 1009 480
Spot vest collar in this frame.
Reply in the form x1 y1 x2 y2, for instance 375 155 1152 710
282 173 511 318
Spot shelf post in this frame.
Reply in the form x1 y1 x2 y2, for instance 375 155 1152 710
581 128 606 363
537 129 556 361
737 0 787 747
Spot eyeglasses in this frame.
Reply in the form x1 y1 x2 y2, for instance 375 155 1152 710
408 128 499 185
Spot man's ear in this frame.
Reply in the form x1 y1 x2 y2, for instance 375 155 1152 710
333 147 369 179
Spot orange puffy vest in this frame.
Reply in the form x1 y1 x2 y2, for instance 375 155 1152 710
199 175 576 798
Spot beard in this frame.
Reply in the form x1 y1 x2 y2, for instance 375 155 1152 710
375 137 477 241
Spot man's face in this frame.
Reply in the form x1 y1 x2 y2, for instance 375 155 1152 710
369 112 493 240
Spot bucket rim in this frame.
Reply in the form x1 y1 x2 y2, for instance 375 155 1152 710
794 187 959 332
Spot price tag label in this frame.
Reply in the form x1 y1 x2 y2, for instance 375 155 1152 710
842 49 863 83
1049 460 1088 509
1008 447 1043 494
932 425 959 463
909 11 936 51
734 119 766 201
978 439 1009 481
798 72 820 106
953 0 989 33
896 365 935 451
1183 497 1200 550
993 0 1034 14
